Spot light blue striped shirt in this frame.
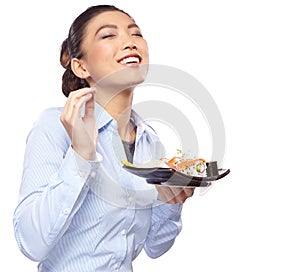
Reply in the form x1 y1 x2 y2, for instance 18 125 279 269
13 103 182 271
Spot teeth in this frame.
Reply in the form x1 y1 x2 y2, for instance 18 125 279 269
120 56 140 64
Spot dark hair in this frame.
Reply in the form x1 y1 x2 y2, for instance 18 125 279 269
60 5 132 97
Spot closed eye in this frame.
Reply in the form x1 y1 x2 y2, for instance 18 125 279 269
132 33 143 37
101 34 116 39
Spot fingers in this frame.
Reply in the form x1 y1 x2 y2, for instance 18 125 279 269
82 87 96 121
61 87 95 126
171 187 194 203
156 186 195 204
183 187 195 198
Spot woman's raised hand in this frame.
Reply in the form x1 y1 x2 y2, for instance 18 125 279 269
60 87 98 161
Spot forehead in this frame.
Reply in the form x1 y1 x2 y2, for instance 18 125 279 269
87 10 136 30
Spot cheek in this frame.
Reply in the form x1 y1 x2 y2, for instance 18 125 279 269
91 44 112 63
141 42 150 62
86 45 116 78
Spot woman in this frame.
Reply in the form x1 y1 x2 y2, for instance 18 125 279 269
13 5 194 271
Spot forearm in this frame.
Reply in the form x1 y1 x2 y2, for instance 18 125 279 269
144 202 183 258
13 148 100 261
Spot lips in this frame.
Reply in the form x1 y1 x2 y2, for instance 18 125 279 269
118 54 142 65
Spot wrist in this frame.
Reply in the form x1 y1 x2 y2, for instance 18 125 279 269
71 145 96 161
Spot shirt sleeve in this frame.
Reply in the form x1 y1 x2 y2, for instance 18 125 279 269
144 201 183 258
13 109 101 261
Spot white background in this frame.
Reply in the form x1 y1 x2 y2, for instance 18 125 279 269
1 0 300 271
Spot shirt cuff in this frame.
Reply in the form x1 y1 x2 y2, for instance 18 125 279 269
57 147 102 187
153 201 183 221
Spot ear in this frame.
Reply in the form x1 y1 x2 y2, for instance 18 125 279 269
71 58 90 79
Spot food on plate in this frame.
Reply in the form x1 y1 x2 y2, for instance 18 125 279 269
161 149 207 177
121 149 214 177
121 159 165 168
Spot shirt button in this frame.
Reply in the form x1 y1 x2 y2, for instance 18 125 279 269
114 263 120 270
120 229 126 236
63 208 69 215
128 196 134 202
90 171 96 179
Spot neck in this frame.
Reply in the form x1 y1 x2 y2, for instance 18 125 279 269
95 87 136 142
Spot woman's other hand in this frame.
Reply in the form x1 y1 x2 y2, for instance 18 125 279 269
156 185 195 204
60 87 97 160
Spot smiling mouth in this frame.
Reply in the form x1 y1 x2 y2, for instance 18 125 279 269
119 56 141 65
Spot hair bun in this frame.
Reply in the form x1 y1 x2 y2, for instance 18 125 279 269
60 39 71 69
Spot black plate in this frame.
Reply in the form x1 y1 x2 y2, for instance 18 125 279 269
123 165 230 187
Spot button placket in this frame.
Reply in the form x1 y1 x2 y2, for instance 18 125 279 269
90 171 96 179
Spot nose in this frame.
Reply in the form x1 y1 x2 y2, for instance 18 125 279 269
122 33 138 50
123 43 137 50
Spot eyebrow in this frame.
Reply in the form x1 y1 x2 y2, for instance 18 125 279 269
95 23 140 37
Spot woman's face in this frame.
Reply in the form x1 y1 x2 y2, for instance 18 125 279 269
80 11 149 89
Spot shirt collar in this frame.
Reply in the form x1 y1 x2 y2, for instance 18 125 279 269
130 109 161 141
94 102 114 130
94 102 159 141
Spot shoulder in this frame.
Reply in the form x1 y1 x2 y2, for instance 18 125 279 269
36 107 63 122
29 107 68 141
34 107 63 129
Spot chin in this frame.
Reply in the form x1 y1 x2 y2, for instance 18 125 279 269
125 66 148 86
96 64 149 91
